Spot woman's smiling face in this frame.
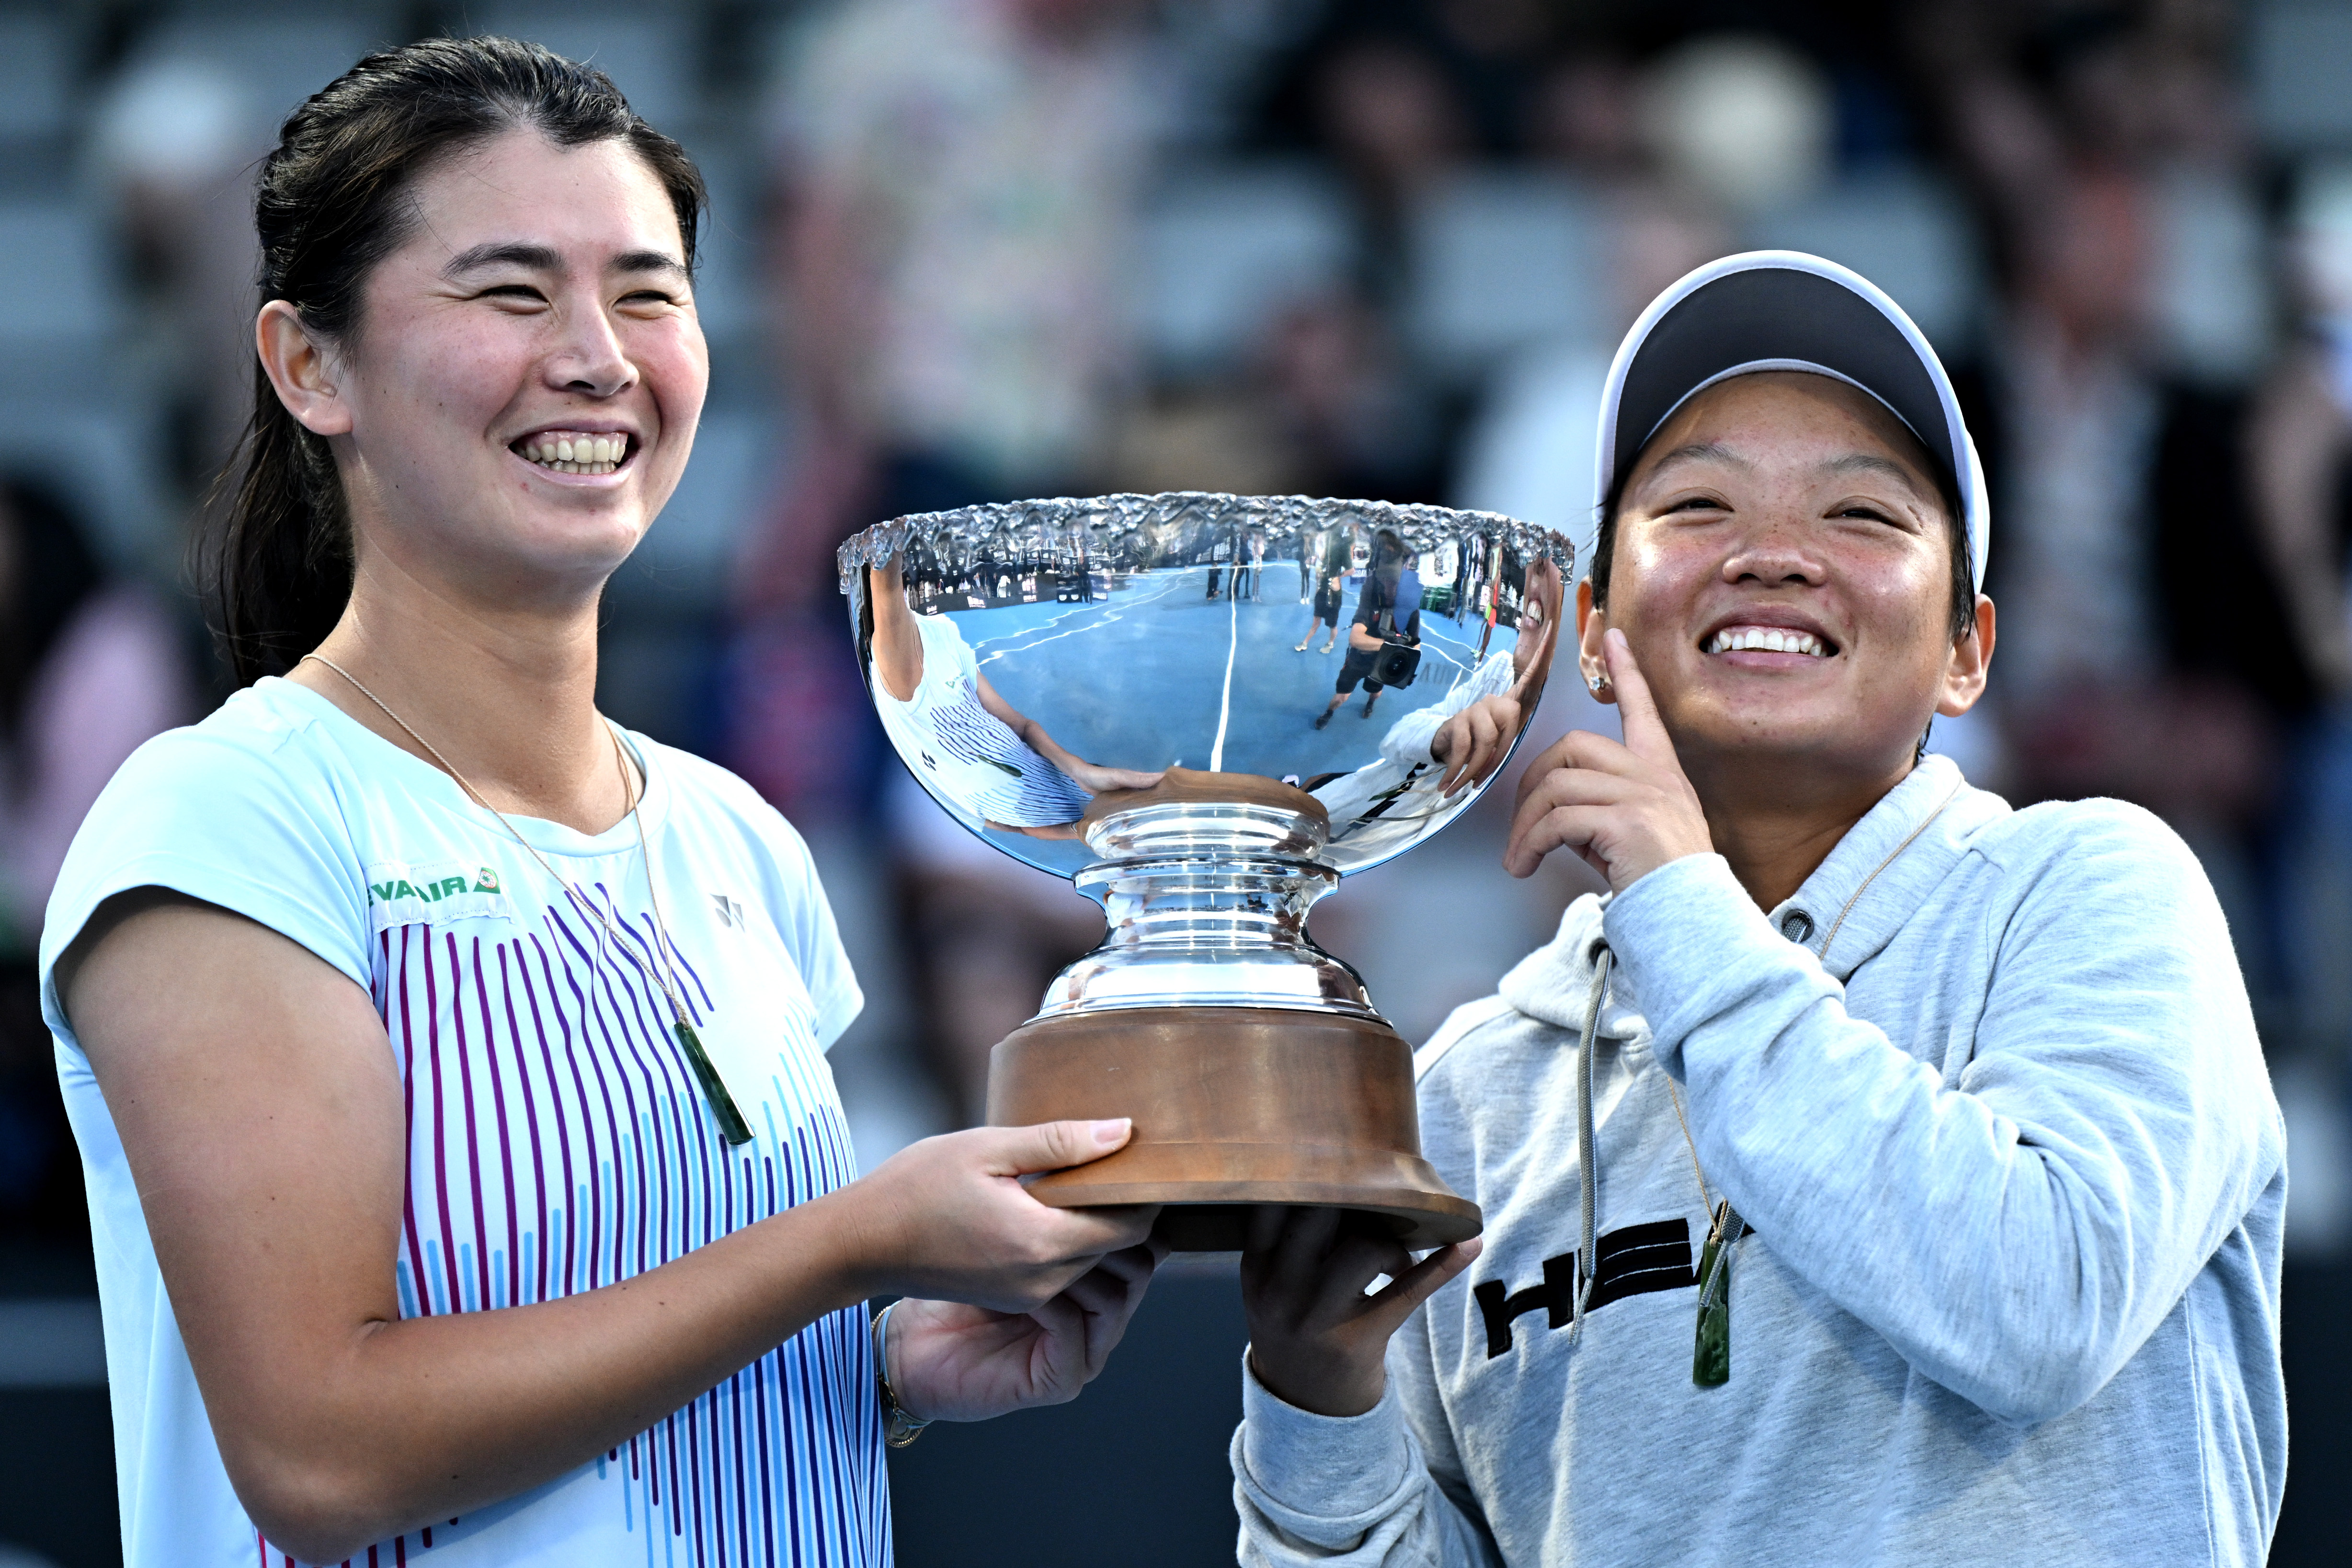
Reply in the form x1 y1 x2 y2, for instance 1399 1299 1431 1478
306 127 708 609
1581 370 1992 788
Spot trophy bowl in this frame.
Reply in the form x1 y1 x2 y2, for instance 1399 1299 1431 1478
840 493 1571 1249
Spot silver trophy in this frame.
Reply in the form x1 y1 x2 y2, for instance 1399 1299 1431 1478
841 493 1569 1248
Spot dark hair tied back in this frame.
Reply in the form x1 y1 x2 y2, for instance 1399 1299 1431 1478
200 35 706 686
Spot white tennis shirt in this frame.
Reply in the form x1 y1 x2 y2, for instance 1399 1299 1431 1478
39 678 882 1568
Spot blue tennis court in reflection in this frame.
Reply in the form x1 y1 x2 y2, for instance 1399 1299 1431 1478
964 561 1508 797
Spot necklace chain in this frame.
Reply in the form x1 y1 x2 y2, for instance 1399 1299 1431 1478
299 654 752 1145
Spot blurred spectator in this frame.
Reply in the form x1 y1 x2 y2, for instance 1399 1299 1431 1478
724 0 1161 836
767 0 1157 528
886 788 1105 1126
730 0 1162 1131
88 53 267 504
723 0 1142 847
1111 290 1448 503
0 478 193 953
1452 185 1727 551
2248 160 2352 1093
1928 7 2290 843
1524 49 1645 180
1253 1 1546 313
1636 34 1835 215
0 474 192 1238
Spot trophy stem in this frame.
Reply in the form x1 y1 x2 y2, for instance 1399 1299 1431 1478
1040 855 1377 1019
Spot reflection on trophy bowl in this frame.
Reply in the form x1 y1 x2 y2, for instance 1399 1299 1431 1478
840 493 1571 1249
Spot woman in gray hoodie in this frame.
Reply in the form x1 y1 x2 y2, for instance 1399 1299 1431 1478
1231 252 2286 1567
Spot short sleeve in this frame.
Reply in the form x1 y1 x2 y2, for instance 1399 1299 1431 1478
772 826 863 1052
915 614 978 696
693 762 865 1054
39 715 373 1046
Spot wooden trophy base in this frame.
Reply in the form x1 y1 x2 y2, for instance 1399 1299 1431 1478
987 1006 1483 1251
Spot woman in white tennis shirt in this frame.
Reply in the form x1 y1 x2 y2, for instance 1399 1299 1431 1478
39 38 1162 1568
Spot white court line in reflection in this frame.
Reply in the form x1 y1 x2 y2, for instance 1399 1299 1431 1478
971 571 1188 665
1209 573 1239 772
1412 618 1483 682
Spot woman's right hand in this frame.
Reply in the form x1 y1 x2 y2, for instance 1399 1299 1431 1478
1240 1207 1481 1418
829 1118 1158 1311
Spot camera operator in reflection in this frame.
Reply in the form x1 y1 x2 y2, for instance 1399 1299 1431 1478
1314 530 1420 729
865 557 1162 836
1311 556 1562 853
1295 524 1355 653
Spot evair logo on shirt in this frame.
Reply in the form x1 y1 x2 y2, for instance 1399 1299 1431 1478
365 860 516 931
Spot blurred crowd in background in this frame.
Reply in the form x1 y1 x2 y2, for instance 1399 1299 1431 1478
1 0 2350 1557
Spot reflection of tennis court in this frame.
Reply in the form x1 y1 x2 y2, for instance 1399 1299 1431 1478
966 563 1508 784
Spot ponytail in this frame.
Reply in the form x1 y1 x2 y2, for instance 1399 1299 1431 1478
193 35 705 686
202 366 352 687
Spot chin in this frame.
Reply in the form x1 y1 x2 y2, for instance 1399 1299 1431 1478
1685 700 1899 765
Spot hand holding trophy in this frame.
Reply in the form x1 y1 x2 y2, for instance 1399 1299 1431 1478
842 493 1569 1249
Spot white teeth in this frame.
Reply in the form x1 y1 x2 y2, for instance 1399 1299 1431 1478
517 432 629 474
1708 627 1829 656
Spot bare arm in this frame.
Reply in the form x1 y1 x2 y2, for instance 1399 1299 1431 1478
63 892 1154 1561
1348 619 1384 653
868 559 926 702
774 169 876 436
973 672 1163 795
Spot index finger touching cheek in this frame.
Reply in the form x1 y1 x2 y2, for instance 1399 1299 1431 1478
1602 629 1676 766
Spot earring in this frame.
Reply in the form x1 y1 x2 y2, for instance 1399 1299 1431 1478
1585 666 1610 694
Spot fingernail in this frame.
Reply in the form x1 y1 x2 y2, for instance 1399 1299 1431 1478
1092 1118 1131 1146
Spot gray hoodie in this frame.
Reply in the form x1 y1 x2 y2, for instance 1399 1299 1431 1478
1232 755 2286 1567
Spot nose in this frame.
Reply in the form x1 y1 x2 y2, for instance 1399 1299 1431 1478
544 293 636 399
1720 513 1826 590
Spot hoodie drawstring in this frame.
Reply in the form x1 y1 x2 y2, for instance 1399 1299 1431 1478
1569 941 1612 1345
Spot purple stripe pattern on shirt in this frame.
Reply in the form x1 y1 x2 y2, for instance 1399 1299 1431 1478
368 896 887 1567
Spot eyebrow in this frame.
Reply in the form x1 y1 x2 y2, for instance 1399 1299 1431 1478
1643 440 1753 475
441 242 690 281
1825 452 1934 499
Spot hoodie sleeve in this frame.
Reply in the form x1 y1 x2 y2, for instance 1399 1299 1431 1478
1232 1329 1504 1568
1600 807 2282 1428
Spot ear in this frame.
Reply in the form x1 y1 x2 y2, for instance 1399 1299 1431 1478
256 300 353 438
1575 576 1614 705
1936 594 1996 717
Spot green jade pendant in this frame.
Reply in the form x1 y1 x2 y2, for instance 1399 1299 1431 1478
674 1019 754 1146
1692 1201 1746 1387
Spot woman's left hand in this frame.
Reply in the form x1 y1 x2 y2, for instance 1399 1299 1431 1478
1504 629 1713 889
885 1238 1170 1421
